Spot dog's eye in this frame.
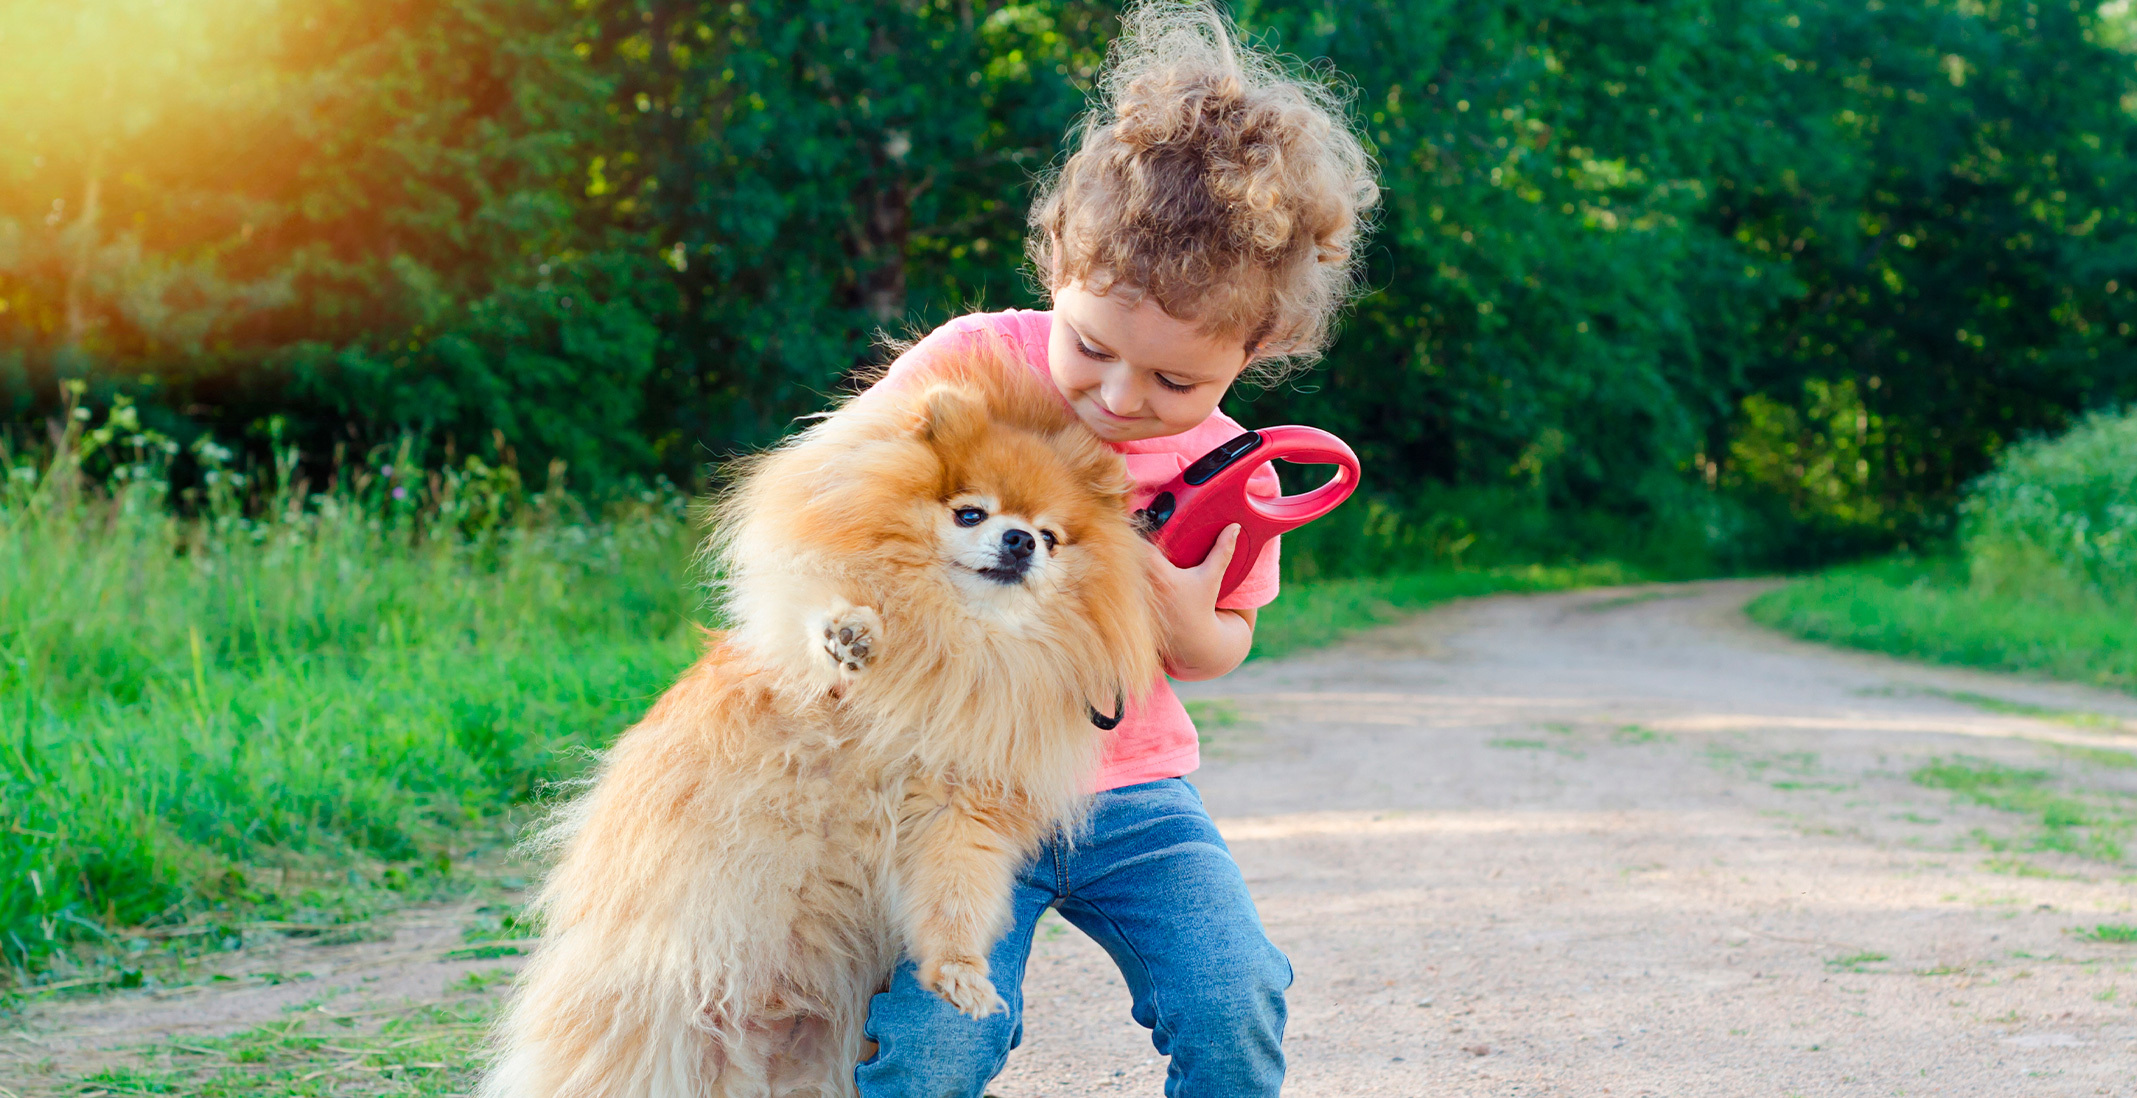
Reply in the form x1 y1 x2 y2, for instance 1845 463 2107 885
1040 530 1058 551
953 506 988 527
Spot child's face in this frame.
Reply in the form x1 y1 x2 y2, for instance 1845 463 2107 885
1048 283 1252 443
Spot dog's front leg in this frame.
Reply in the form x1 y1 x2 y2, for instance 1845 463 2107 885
891 782 1043 1018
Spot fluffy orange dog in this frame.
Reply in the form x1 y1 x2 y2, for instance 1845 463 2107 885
481 340 1159 1098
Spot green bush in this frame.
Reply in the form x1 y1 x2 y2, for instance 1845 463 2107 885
1751 408 2137 691
1961 408 2137 610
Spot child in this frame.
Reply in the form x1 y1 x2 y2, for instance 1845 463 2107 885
853 4 1376 1095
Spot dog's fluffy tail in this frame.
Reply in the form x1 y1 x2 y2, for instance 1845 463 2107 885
482 929 865 1098
481 944 705 1097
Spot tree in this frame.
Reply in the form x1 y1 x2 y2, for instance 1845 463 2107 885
580 0 1117 468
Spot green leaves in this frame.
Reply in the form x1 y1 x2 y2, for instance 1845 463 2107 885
1962 406 2137 608
2 0 2133 545
2 0 665 488
589 0 1111 457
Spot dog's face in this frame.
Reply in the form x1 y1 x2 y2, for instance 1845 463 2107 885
916 391 1139 620
735 378 1143 633
718 350 1159 725
938 493 1059 587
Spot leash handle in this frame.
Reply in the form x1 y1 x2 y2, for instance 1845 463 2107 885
1138 426 1362 600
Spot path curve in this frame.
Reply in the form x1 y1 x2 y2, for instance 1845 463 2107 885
992 580 2137 1097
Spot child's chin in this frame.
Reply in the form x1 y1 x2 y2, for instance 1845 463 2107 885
1079 411 1154 441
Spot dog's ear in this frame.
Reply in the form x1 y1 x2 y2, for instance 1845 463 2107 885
915 386 985 448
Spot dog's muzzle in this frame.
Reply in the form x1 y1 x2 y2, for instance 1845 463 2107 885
975 528 1037 584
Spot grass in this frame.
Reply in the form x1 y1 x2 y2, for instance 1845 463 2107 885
1249 562 1634 660
1747 556 2137 693
1915 688 2129 730
2079 924 2137 943
1910 756 2133 864
1183 699 1244 731
73 977 502 1097
1825 951 1890 973
2052 744 2137 769
0 439 703 982
1980 856 2080 879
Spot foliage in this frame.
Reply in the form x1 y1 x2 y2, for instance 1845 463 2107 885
1715 0 2137 537
1961 405 2137 607
2 1 2132 545
1755 404 2137 690
1755 403 2137 697
1746 554 2137 691
582 0 1115 454
1229 0 2137 556
0 0 670 487
0 402 700 974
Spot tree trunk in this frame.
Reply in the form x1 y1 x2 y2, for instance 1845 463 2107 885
861 178 910 323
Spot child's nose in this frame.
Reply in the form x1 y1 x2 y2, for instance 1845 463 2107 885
1101 374 1141 414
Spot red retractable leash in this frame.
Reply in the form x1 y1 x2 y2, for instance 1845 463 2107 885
1134 425 1363 601
1087 426 1361 731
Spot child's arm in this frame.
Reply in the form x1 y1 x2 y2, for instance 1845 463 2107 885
1152 524 1257 682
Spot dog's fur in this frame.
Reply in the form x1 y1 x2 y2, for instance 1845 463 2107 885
481 340 1159 1098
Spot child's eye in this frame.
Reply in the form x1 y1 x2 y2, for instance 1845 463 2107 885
1077 340 1113 362
953 506 987 527
1154 373 1196 394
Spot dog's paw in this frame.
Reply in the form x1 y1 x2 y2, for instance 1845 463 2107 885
921 958 1005 1018
818 605 883 675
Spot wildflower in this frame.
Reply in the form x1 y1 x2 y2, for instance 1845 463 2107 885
392 486 408 500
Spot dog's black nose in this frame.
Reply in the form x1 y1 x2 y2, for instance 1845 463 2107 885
1001 528 1037 560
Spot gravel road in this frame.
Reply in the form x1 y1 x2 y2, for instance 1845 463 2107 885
989 581 2137 1098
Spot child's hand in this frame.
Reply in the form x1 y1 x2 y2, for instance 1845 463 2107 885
1150 524 1257 682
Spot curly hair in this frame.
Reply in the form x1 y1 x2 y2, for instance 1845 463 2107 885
1029 1 1379 382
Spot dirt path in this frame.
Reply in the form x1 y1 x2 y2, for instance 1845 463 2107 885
13 581 2137 1096
992 581 2137 1097
1 900 515 1091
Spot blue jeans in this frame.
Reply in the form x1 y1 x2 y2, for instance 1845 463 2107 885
855 778 1291 1098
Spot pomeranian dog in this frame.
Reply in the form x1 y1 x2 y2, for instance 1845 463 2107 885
480 337 1159 1098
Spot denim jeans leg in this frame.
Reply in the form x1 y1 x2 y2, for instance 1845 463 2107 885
1054 779 1291 1098
855 853 1058 1098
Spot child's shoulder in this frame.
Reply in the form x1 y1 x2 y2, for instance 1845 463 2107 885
873 309 1052 394
925 309 1051 361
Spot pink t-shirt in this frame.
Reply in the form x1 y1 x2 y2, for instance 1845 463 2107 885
864 309 1280 791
